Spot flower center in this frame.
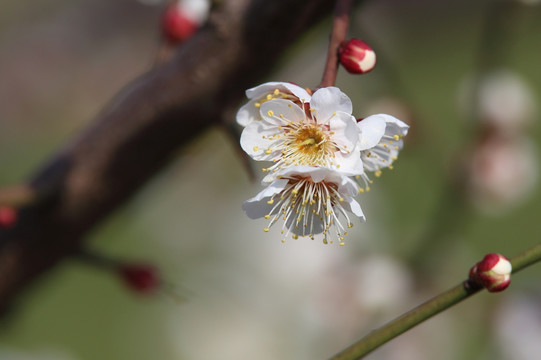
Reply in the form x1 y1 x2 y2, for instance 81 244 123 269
294 125 326 154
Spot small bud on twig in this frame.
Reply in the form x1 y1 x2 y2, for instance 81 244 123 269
162 4 198 44
119 264 160 295
0 206 18 228
339 39 376 74
469 253 512 292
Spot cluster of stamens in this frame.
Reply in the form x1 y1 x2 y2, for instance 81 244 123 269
354 133 403 191
263 176 354 245
258 111 342 174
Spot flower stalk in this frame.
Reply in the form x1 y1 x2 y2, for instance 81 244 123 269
319 0 354 88
329 242 541 360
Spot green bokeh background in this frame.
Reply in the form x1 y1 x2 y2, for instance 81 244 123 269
1 0 540 359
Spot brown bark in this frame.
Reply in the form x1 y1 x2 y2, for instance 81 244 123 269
0 0 363 315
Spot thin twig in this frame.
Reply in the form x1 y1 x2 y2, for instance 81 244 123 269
329 243 541 359
318 0 353 88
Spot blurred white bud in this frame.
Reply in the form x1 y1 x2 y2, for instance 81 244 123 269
354 255 413 311
179 0 211 24
467 133 538 213
459 70 537 131
495 295 541 360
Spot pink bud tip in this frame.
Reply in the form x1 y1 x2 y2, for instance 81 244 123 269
0 206 18 228
119 264 160 294
339 39 376 74
469 253 512 293
162 5 198 44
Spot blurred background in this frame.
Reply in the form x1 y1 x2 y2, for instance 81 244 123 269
1 0 541 359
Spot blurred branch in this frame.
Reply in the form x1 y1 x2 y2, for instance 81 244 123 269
0 0 364 315
330 243 541 360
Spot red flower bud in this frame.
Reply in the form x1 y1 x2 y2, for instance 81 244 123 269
119 264 160 294
339 39 376 74
469 253 512 292
0 206 18 228
162 4 198 44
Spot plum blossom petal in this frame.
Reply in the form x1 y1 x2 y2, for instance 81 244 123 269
329 112 360 152
242 179 289 219
236 82 311 126
358 114 409 173
357 115 386 151
243 166 365 245
310 87 353 123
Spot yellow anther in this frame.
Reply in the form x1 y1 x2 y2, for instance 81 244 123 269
281 239 286 243
323 238 328 244
358 188 364 194
253 146 259 151
264 215 270 219
265 149 272 154
348 223 353 228
339 242 345 246
366 187 371 192
267 110 274 116
267 199 274 205
266 94 273 100
273 89 280 96
254 102 261 108
389 164 394 170
263 228 270 232
375 170 382 177
339 197 344 202
292 234 298 240
309 108 315 111
393 135 400 141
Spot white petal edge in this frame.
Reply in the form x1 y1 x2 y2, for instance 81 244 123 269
311 87 353 123
329 112 360 152
240 122 279 161
242 179 289 219
357 115 386 151
236 100 260 127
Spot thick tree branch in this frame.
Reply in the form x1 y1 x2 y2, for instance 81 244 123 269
0 0 363 315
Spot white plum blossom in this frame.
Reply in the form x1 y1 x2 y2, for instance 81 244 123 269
243 166 365 245
240 87 363 180
236 82 312 127
355 114 409 188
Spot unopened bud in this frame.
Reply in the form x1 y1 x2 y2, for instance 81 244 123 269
469 253 512 292
161 4 198 44
0 206 18 228
339 39 376 74
119 264 160 294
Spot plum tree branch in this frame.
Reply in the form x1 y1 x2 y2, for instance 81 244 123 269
0 0 362 315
